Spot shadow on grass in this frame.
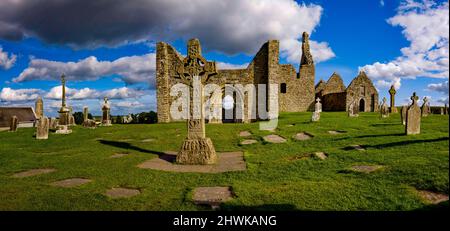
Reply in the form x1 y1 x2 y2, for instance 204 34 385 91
98 139 165 155
220 203 298 211
336 133 404 140
341 137 448 150
370 123 401 127
414 201 449 211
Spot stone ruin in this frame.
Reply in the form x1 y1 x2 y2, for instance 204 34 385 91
311 97 321 122
175 39 217 165
35 96 44 119
82 106 96 128
380 97 389 118
406 92 421 135
9 115 18 132
156 32 315 123
101 97 112 126
347 100 358 117
388 85 397 113
55 74 72 134
421 97 430 117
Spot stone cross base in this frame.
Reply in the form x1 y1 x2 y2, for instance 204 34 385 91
176 138 217 165
55 125 72 134
82 120 97 128
102 120 112 126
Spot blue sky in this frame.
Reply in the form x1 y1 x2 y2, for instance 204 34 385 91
0 0 448 116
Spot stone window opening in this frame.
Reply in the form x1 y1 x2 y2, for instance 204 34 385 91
280 83 287 94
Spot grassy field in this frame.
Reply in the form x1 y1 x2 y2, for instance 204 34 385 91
0 112 448 211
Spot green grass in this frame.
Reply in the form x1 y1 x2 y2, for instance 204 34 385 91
0 112 448 211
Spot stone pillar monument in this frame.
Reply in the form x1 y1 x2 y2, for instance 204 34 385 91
400 105 407 125
56 74 72 134
102 97 112 126
9 116 18 132
175 38 218 165
389 85 397 113
35 96 44 119
406 92 421 135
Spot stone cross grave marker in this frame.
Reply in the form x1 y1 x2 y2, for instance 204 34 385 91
421 97 430 117
175 39 218 165
102 97 112 126
56 74 72 134
389 85 397 113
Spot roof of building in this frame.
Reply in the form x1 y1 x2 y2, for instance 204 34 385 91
0 107 37 127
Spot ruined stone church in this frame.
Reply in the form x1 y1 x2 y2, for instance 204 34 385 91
315 71 379 112
156 32 315 123
156 32 378 123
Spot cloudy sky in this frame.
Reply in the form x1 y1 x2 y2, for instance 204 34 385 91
0 0 448 116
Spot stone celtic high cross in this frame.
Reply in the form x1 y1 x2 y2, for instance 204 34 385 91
175 38 218 165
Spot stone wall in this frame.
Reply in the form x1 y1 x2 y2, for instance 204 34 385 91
346 71 379 112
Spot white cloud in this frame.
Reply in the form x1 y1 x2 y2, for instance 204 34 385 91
0 46 16 69
0 0 334 64
45 86 145 100
217 62 249 70
380 0 385 7
0 87 41 101
360 0 449 89
115 101 145 109
427 80 449 94
13 53 156 85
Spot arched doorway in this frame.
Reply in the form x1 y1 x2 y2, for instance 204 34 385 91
359 99 365 112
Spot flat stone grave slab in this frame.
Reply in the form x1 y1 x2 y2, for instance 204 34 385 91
105 187 141 199
50 178 92 188
239 131 252 137
263 134 286 143
12 168 56 178
241 139 258 145
293 132 313 141
314 152 328 160
286 124 295 127
328 130 347 135
110 153 129 158
350 165 384 173
137 151 246 173
118 139 134 142
141 138 155 142
351 145 366 151
417 190 449 204
193 186 233 209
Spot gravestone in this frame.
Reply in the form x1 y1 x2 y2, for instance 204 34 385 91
49 117 58 130
55 74 72 134
36 116 49 140
348 100 358 117
441 107 444 115
401 105 407 125
406 92 421 135
175 39 218 165
421 97 430 117
445 104 448 115
35 96 44 119
9 115 18 132
101 97 112 126
380 97 389 118
311 97 321 122
68 106 75 126
388 85 397 113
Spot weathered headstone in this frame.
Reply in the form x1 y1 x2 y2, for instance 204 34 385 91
388 85 397 113
9 115 18 132
380 97 389 118
176 39 217 165
348 100 358 117
35 96 44 119
49 117 58 130
55 74 72 134
406 92 421 135
82 106 96 128
36 116 49 140
101 97 112 126
311 97 321 122
400 105 407 125
421 97 430 117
